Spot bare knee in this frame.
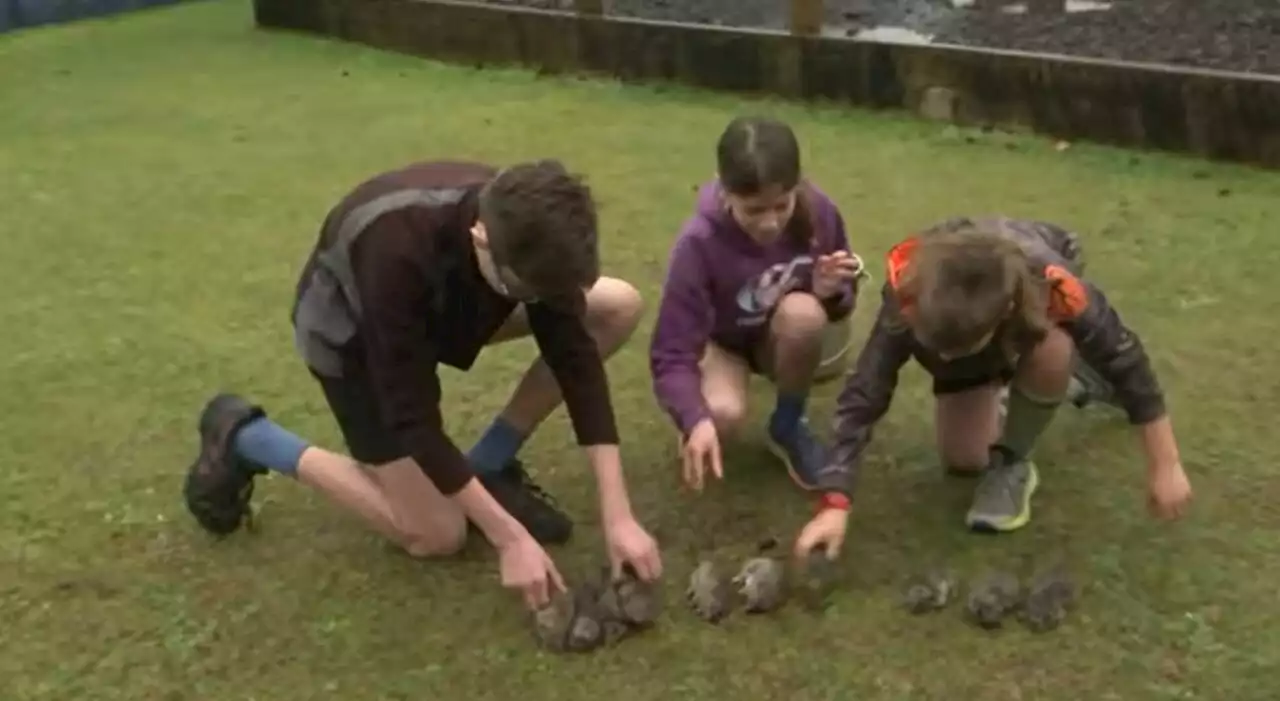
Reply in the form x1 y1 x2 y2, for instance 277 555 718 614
935 388 1002 471
400 514 468 558
585 278 645 345
771 293 828 345
705 392 748 436
1016 327 1075 396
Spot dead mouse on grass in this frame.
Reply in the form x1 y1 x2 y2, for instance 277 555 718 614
734 557 788 614
901 568 958 615
687 559 735 623
1021 560 1077 633
965 570 1022 630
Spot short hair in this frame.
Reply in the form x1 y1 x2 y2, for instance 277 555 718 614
479 159 600 304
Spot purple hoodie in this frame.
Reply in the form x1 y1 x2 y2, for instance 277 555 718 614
649 179 858 436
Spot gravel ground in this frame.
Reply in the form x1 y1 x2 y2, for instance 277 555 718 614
482 0 1280 74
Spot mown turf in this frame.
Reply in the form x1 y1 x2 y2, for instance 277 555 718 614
2 2 1279 699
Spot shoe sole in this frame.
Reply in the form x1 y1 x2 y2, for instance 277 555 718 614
185 393 266 536
765 435 821 492
965 463 1040 533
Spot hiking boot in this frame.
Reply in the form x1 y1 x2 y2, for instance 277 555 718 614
183 393 268 536
477 459 573 545
965 447 1039 533
1068 360 1122 410
766 418 827 491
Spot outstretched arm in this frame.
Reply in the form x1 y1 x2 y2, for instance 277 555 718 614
650 233 717 437
1051 268 1190 518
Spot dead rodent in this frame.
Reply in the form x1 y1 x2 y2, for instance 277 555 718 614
901 568 958 614
531 565 662 653
965 570 1022 629
1022 562 1077 633
530 588 604 653
687 559 735 623
734 557 788 613
591 563 662 646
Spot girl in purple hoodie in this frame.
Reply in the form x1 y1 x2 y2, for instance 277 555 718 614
649 116 865 509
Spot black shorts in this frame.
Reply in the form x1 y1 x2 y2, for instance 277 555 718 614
311 366 406 466
932 368 1015 396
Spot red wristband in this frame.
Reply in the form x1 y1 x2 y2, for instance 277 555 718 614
817 492 851 513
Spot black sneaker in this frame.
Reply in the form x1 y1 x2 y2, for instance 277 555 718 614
1068 360 1122 410
477 459 573 545
182 393 268 536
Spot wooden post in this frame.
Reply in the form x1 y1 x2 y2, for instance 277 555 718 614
576 0 603 16
790 0 822 36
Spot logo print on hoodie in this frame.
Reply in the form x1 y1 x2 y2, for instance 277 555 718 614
735 255 814 324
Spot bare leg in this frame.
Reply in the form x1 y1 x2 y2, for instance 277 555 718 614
756 292 830 490
486 277 644 435
699 342 753 437
964 327 1075 532
935 382 1004 474
1001 326 1075 458
760 292 828 398
296 450 467 557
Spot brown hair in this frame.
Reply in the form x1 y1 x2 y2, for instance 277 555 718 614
715 116 815 244
890 221 1051 361
479 159 600 302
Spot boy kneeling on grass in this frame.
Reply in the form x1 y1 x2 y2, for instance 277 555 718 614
183 159 661 610
794 216 1194 558
649 116 865 495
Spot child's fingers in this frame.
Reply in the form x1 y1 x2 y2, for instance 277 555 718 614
548 559 568 593
681 451 701 490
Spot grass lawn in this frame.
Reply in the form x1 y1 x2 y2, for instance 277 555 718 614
3 1 1280 698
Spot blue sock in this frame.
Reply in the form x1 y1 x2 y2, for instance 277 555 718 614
468 417 527 475
231 417 310 476
769 393 808 440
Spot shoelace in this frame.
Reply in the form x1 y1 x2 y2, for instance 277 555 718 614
505 461 560 507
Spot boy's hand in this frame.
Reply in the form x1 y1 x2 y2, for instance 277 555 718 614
794 506 849 559
1148 461 1192 519
498 532 567 610
604 515 663 582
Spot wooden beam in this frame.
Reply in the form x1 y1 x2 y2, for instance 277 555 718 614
790 0 822 36
576 0 603 17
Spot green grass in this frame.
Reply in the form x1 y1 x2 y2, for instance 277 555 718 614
3 1 1280 699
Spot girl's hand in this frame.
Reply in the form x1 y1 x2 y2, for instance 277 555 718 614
681 419 723 491
812 251 864 299
1148 461 1192 519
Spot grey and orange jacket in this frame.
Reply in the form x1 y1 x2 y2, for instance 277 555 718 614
815 216 1167 496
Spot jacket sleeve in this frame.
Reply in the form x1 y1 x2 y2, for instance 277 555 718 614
649 232 716 437
527 300 620 446
818 285 915 495
351 211 475 495
1049 269 1166 424
817 206 860 322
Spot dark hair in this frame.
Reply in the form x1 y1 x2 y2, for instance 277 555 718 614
479 159 600 301
715 116 814 243
890 221 1051 361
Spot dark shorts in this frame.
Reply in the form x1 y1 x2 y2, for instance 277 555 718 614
932 369 1015 397
714 317 855 379
306 295 520 465
310 366 407 467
